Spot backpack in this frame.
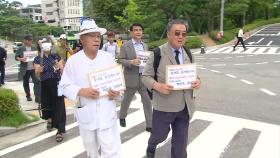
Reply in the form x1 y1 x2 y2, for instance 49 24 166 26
147 46 193 99
153 46 193 81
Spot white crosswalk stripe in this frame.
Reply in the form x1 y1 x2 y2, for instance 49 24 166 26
194 46 280 54
1 94 280 158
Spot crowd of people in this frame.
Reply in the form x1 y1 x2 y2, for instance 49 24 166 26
1 18 202 158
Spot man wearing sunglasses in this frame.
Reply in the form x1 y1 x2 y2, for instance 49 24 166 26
142 19 201 158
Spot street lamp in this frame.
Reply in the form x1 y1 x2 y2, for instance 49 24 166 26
220 0 225 37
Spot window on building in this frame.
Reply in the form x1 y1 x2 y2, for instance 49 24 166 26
46 3 53 7
35 9 41 13
47 12 53 15
22 9 29 13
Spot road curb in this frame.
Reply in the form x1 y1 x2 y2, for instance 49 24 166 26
0 119 46 137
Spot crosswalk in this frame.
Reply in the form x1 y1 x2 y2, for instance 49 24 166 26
193 46 280 54
1 94 280 158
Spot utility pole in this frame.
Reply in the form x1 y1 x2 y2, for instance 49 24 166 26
220 0 225 36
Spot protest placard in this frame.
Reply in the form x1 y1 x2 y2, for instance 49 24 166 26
137 51 150 67
88 65 126 96
166 64 197 90
23 51 38 62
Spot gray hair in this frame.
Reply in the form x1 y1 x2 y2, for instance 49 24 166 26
166 19 188 32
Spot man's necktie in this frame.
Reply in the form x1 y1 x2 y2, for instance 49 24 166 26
175 50 180 65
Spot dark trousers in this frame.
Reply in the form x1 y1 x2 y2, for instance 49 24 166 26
41 78 66 133
147 106 190 158
0 64 4 84
233 37 246 49
23 69 39 99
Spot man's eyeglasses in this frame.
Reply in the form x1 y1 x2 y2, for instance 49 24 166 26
174 31 187 37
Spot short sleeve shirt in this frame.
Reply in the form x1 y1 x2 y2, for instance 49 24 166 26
34 54 61 81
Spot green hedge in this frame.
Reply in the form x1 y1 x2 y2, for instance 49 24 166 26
0 88 20 119
148 36 203 50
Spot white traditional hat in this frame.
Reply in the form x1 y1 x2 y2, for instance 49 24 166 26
59 34 67 39
41 43 52 52
76 19 107 37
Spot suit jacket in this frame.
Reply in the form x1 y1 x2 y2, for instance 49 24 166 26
142 42 196 118
119 39 148 88
15 45 37 80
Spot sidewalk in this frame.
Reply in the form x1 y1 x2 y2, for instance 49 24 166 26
0 81 74 149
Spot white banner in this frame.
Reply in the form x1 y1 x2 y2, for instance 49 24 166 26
23 51 38 62
88 65 126 96
166 64 197 90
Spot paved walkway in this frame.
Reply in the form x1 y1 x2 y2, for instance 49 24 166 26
1 82 74 117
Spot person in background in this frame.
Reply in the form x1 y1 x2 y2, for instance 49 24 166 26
142 19 201 158
118 23 152 132
59 19 121 157
102 31 118 59
15 35 40 102
72 39 83 54
55 34 73 63
233 27 247 51
34 42 66 142
0 45 7 86
117 37 123 48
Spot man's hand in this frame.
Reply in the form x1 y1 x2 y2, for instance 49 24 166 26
78 88 100 99
191 78 201 89
153 82 173 94
131 58 141 66
107 89 120 100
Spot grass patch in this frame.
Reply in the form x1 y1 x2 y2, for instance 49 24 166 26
0 111 39 127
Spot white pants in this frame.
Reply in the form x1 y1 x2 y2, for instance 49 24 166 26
79 123 121 158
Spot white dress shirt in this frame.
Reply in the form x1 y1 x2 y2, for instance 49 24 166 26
60 50 118 130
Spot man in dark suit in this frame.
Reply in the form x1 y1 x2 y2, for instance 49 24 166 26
142 19 201 158
118 23 152 132
15 35 40 102
0 45 7 86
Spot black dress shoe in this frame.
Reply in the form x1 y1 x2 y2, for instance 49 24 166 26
119 118 126 127
27 97 32 101
146 149 155 158
146 127 152 133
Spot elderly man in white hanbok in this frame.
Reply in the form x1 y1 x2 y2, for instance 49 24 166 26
59 19 121 158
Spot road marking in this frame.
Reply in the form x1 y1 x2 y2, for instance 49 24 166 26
240 79 254 85
236 56 245 58
210 70 221 73
247 55 255 57
273 61 280 63
234 63 249 66
0 122 78 156
277 32 280 35
260 89 276 96
266 41 273 46
199 67 207 70
209 58 220 60
256 38 264 44
31 137 84 158
224 57 233 59
225 74 237 78
212 64 226 67
188 120 241 158
256 62 268 65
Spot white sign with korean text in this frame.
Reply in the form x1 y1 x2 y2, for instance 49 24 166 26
88 65 126 96
166 64 197 90
137 51 150 67
23 51 37 62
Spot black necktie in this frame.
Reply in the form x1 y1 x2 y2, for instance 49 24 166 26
175 50 180 65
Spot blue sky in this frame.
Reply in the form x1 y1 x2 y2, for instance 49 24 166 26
7 0 41 7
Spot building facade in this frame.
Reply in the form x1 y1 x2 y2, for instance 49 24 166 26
18 4 43 23
42 0 83 32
